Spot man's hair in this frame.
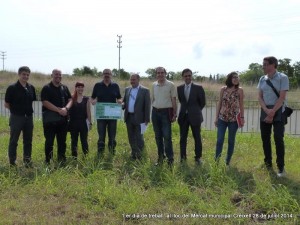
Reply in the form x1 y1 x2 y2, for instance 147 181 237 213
155 67 167 74
131 73 140 80
181 68 192 76
102 68 112 74
263 56 278 68
225 71 239 88
18 66 31 74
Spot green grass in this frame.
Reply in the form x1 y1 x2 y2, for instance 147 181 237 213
0 116 299 225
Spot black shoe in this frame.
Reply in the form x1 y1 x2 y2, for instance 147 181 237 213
10 162 17 167
180 157 187 163
195 158 202 165
167 159 174 166
264 162 273 169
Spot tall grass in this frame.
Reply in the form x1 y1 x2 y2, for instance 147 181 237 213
0 116 299 224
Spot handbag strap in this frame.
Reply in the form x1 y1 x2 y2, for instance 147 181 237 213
59 85 66 107
265 79 280 98
265 76 289 109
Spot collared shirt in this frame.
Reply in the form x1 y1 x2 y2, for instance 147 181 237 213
5 80 37 116
128 86 139 113
41 82 71 111
151 79 176 108
91 81 121 103
184 83 191 100
257 71 289 105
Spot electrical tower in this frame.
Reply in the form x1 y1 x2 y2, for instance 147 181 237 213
0 51 7 71
117 35 122 78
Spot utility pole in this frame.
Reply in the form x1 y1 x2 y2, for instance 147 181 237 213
0 51 7 71
117 35 122 78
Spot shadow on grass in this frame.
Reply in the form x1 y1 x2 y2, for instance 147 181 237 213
269 171 300 206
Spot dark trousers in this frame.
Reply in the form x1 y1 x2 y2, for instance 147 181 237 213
43 121 68 163
70 120 88 157
126 114 144 159
8 114 33 164
97 119 117 152
260 121 285 171
151 109 174 162
179 114 202 160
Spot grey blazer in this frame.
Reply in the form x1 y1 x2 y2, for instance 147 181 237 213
123 85 151 125
177 83 206 126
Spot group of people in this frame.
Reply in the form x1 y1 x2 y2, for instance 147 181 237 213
4 56 290 177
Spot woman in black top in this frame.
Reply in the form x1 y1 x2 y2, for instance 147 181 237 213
69 82 92 158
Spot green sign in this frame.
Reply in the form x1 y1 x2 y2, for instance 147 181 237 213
95 103 122 120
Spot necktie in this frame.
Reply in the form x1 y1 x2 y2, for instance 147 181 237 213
185 85 190 101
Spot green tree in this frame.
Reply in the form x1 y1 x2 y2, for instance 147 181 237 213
72 66 98 76
72 68 83 76
278 58 294 78
112 69 118 77
82 66 94 76
239 63 263 85
119 68 130 80
289 61 300 88
167 71 175 80
145 68 156 79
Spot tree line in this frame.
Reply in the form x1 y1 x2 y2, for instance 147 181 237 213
72 58 300 88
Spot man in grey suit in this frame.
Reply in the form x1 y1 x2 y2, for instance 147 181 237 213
123 74 151 160
177 68 206 164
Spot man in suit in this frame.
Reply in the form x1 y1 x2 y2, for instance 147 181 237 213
177 68 206 164
123 74 151 160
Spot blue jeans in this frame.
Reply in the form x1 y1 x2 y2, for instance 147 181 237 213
215 118 238 165
151 109 174 162
97 119 117 152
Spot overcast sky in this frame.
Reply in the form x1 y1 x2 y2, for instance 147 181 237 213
1 0 300 76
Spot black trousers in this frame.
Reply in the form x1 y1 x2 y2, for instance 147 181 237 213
96 119 117 152
260 120 285 171
70 120 88 157
8 114 33 164
126 114 144 159
43 121 68 163
179 114 202 160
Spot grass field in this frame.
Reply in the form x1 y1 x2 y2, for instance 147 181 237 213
0 116 299 225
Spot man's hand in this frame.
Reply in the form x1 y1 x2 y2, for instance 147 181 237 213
264 115 273 123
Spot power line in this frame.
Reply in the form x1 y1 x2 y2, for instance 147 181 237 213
117 35 122 78
0 51 7 71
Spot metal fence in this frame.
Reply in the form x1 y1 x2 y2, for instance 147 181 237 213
1 92 299 136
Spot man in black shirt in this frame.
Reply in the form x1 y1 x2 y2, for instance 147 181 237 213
91 68 122 155
5 66 37 167
41 69 72 164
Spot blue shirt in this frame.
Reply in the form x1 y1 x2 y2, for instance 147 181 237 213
257 71 289 106
128 86 139 113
